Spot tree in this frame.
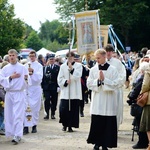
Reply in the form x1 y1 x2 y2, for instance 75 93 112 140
46 40 68 52
0 0 25 56
54 0 150 51
24 24 35 40
99 0 150 50
25 31 43 51
39 20 68 44
54 0 84 20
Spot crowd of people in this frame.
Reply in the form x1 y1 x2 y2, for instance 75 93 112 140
0 44 150 150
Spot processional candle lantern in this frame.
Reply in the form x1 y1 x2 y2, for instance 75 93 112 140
28 63 33 75
26 105 32 121
25 72 32 121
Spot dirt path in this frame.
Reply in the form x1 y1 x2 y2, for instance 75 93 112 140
0 88 140 150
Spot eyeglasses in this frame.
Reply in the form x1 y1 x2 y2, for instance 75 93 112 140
29 55 36 58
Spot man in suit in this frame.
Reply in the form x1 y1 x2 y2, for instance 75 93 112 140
42 54 60 120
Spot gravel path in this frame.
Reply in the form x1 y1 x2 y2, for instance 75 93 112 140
0 88 141 150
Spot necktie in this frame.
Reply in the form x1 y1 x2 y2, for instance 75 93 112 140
51 64 53 69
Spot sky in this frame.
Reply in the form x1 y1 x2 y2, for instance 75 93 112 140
9 0 60 31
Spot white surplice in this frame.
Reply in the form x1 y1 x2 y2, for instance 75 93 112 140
87 63 119 116
57 61 82 100
0 62 28 138
107 57 126 128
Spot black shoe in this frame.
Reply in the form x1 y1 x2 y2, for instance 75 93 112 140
93 144 99 150
23 127 29 135
132 143 148 149
0 129 5 135
44 116 49 120
68 127 73 132
51 115 56 119
62 126 67 131
102 146 108 150
31 125 37 133
80 111 84 117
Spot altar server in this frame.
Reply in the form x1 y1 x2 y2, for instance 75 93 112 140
87 49 119 150
105 44 126 129
23 50 43 134
57 51 82 132
0 49 28 144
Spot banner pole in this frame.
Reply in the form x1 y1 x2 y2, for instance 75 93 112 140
68 21 72 111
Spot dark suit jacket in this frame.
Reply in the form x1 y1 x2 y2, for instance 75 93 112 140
128 75 144 100
41 64 60 91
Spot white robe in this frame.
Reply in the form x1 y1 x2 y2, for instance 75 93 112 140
57 61 82 100
0 62 28 138
107 57 126 127
24 61 43 127
87 63 119 116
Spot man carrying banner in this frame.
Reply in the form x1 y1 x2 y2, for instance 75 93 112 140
57 52 82 132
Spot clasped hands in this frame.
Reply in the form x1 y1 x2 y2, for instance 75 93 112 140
99 70 104 81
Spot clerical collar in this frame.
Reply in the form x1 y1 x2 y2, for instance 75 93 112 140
107 57 112 61
98 62 110 70
99 62 106 66
67 61 75 65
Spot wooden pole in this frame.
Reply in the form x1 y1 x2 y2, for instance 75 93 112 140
68 21 72 111
85 0 88 11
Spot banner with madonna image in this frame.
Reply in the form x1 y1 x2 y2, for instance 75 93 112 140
75 10 101 55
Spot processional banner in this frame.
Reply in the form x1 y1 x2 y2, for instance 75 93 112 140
100 25 108 47
75 10 100 55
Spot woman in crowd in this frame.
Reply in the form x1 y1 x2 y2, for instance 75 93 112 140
139 62 150 150
127 62 149 149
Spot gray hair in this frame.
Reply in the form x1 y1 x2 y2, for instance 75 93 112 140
139 62 149 72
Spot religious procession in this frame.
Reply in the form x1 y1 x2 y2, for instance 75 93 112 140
0 43 150 150
0 1 150 150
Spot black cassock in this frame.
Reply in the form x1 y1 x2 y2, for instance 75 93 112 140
59 99 80 128
87 63 117 148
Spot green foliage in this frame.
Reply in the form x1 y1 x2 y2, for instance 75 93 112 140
54 0 150 51
0 0 25 56
46 40 68 52
39 20 68 44
25 31 43 51
100 0 150 48
24 24 35 40
54 0 84 21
